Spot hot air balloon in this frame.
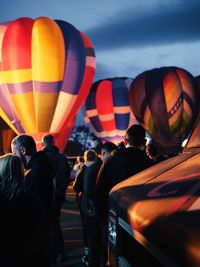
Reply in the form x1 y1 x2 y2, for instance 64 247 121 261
82 77 138 144
129 67 199 150
0 17 96 151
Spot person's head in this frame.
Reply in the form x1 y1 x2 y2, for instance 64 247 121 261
83 149 97 163
101 142 117 161
11 135 37 166
117 141 125 149
0 153 24 200
42 134 55 148
124 124 146 148
146 142 158 160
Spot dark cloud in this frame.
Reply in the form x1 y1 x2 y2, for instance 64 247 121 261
94 62 116 81
86 1 200 50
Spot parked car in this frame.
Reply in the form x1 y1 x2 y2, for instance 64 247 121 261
108 116 200 267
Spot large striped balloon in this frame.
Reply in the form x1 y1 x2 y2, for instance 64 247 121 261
129 67 199 148
0 17 96 150
82 77 138 144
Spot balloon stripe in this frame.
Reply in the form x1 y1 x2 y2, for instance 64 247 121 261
129 74 146 121
86 57 96 69
168 93 183 119
164 71 182 112
115 114 130 130
35 92 58 132
0 84 24 132
0 107 20 134
99 114 114 121
96 80 113 115
2 17 33 70
10 92 36 132
96 80 116 131
113 106 131 114
33 81 62 93
32 17 65 81
86 48 95 57
86 109 98 117
56 20 85 94
50 92 77 132
0 69 32 83
112 79 129 106
1 81 63 94
90 116 103 132
0 24 8 62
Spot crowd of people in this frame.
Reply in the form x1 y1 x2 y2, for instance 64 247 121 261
0 134 71 267
0 124 168 267
72 124 169 267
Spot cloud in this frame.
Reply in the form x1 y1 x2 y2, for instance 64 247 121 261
94 62 117 81
86 0 200 50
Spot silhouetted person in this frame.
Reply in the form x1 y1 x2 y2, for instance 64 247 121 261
82 142 117 267
70 156 84 201
42 134 71 264
73 149 97 266
0 154 50 267
71 156 84 180
11 135 54 264
146 142 166 163
96 125 154 266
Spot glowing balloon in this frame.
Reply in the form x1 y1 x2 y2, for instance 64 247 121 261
0 17 96 151
129 67 199 148
82 77 138 144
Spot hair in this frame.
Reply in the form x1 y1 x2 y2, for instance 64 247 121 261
102 142 117 153
125 124 146 147
42 134 55 146
12 135 36 154
84 149 97 162
117 141 125 149
0 154 24 201
76 156 84 163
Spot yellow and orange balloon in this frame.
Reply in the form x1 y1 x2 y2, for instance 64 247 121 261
0 17 96 151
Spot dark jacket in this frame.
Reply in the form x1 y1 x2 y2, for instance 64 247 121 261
25 151 54 215
43 145 71 203
0 192 50 267
73 164 87 195
96 147 154 220
82 158 102 200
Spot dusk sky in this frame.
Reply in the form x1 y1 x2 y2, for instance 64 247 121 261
1 0 200 124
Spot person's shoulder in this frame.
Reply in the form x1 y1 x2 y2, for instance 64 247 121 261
112 147 127 156
88 158 102 171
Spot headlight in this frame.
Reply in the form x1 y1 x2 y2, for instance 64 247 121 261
108 211 117 246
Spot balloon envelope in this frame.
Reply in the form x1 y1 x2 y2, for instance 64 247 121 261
0 17 96 150
83 77 138 144
129 67 199 148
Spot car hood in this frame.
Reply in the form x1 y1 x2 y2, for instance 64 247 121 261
109 150 200 267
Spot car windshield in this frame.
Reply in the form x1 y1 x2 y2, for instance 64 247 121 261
185 115 200 148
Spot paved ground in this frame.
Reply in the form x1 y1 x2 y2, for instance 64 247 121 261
58 185 85 267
